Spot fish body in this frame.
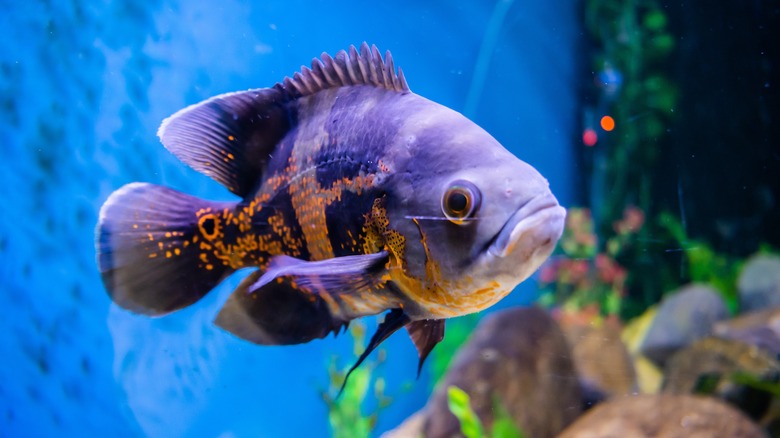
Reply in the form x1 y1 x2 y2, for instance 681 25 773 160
97 43 566 383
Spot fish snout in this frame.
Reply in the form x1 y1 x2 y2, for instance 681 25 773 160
488 192 566 259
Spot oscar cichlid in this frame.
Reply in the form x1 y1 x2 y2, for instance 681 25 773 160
96 43 566 390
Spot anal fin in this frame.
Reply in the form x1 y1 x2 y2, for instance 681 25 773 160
215 270 349 345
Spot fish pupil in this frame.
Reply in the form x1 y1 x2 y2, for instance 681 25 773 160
449 192 468 213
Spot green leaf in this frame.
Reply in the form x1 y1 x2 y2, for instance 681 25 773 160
643 9 667 31
490 395 525 438
447 386 485 438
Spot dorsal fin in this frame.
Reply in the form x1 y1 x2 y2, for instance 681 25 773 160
157 43 408 197
279 42 410 98
157 87 291 197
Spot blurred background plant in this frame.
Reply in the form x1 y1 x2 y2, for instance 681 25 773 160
447 386 526 438
537 206 643 320
657 212 744 314
322 321 392 438
580 0 680 317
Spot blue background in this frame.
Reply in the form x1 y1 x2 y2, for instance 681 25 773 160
0 1 579 436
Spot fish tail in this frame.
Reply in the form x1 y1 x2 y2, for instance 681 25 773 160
96 183 237 315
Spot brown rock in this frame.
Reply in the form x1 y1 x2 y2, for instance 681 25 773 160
380 410 425 438
713 307 780 356
557 394 766 438
422 307 581 438
560 317 637 406
663 337 780 421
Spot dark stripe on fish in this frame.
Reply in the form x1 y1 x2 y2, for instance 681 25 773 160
324 189 382 257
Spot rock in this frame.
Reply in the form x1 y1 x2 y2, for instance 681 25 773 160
421 307 581 438
713 307 780 356
557 394 766 438
738 254 780 313
663 337 780 421
639 284 728 366
380 410 426 438
621 307 664 394
559 317 637 407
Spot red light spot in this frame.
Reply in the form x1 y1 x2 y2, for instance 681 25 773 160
600 115 615 132
583 128 598 147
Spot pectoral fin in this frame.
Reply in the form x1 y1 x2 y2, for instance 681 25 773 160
248 251 389 295
406 319 446 378
215 251 390 346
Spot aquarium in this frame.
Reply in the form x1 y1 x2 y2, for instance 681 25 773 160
1 1 778 437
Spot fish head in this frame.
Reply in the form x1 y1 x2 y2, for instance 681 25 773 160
387 98 566 317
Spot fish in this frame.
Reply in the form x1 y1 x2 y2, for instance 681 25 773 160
96 43 566 390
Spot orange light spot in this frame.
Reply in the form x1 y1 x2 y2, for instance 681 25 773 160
174 248 181 256
228 135 235 141
600 115 615 132
205 264 214 271
132 224 138 229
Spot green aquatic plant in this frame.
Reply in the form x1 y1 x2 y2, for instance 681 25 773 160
322 321 391 438
447 386 526 438
584 0 677 232
582 0 680 316
657 212 742 313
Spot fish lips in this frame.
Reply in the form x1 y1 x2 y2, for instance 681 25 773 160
488 193 566 259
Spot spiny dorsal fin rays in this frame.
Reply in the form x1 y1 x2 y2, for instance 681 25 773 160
280 42 410 99
157 43 407 197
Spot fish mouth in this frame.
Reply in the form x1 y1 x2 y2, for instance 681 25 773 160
488 193 566 259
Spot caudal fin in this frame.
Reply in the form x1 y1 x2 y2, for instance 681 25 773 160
96 183 235 315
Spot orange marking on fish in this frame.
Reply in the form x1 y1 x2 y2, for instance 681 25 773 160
197 213 221 241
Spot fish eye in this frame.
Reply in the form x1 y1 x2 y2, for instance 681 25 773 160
441 180 481 225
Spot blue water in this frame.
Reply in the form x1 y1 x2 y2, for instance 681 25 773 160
0 1 579 436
